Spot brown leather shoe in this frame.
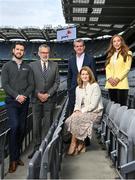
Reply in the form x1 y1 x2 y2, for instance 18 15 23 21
17 159 24 166
9 161 17 173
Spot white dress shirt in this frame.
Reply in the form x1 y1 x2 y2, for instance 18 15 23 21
41 60 48 71
76 53 85 72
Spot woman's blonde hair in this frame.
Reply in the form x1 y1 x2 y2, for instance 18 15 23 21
105 34 131 66
77 66 96 88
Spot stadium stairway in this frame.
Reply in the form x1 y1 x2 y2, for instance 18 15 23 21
4 130 118 179
61 130 118 179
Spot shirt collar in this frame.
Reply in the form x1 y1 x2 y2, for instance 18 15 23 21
40 59 49 68
76 52 85 59
40 59 48 64
12 57 23 65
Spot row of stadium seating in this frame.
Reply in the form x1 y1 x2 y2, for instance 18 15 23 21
0 39 110 61
27 96 68 179
100 99 135 179
0 77 67 179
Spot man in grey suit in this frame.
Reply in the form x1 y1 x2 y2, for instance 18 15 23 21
28 44 60 158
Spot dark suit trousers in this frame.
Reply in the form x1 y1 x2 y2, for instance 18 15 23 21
66 89 75 118
32 100 54 150
5 97 29 161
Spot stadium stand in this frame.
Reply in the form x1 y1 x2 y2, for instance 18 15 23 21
0 39 109 61
0 1 135 179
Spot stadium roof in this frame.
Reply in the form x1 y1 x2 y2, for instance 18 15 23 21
0 0 135 41
0 27 57 41
62 0 135 38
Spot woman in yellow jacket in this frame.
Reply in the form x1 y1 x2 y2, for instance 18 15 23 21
105 34 132 105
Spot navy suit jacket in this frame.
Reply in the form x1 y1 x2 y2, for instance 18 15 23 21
67 53 97 91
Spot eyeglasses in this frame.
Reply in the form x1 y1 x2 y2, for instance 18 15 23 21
74 45 84 48
39 51 49 54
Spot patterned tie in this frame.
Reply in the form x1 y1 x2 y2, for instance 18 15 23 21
43 62 47 77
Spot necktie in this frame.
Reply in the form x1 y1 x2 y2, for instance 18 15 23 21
43 62 47 77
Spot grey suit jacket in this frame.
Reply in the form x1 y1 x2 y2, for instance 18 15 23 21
30 60 60 103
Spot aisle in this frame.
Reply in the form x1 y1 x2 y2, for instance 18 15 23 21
4 144 32 179
4 101 66 179
4 132 118 179
61 132 118 179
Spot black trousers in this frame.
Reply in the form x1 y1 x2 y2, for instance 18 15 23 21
66 89 76 118
108 89 128 106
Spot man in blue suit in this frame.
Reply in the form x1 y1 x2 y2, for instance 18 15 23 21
67 38 97 117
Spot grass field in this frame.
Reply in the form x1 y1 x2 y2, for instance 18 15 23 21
0 89 5 102
0 89 6 110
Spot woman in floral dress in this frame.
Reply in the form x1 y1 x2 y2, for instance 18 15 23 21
65 66 103 155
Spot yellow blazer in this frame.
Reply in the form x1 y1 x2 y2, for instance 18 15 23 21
105 51 132 89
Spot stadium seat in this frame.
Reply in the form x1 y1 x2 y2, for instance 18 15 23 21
0 128 10 179
110 106 128 163
0 118 8 134
39 134 61 179
27 150 41 179
39 121 57 156
116 110 135 168
105 103 121 155
101 100 114 144
118 110 135 179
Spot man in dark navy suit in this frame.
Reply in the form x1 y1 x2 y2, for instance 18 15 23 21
67 38 97 117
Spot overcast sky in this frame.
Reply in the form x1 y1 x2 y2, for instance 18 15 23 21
0 0 67 28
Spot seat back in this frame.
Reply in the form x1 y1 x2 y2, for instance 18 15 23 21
39 120 57 156
108 103 120 121
101 101 114 143
102 98 109 109
0 128 10 179
117 110 135 167
105 100 114 115
127 110 135 162
27 150 41 179
0 118 8 134
113 106 128 129
119 109 135 135
40 135 60 179
128 110 135 144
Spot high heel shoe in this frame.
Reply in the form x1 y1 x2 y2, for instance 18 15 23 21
73 147 79 156
77 143 86 153
67 143 76 155
79 146 86 153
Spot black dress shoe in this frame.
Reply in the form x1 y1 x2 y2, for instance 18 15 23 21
28 151 35 159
